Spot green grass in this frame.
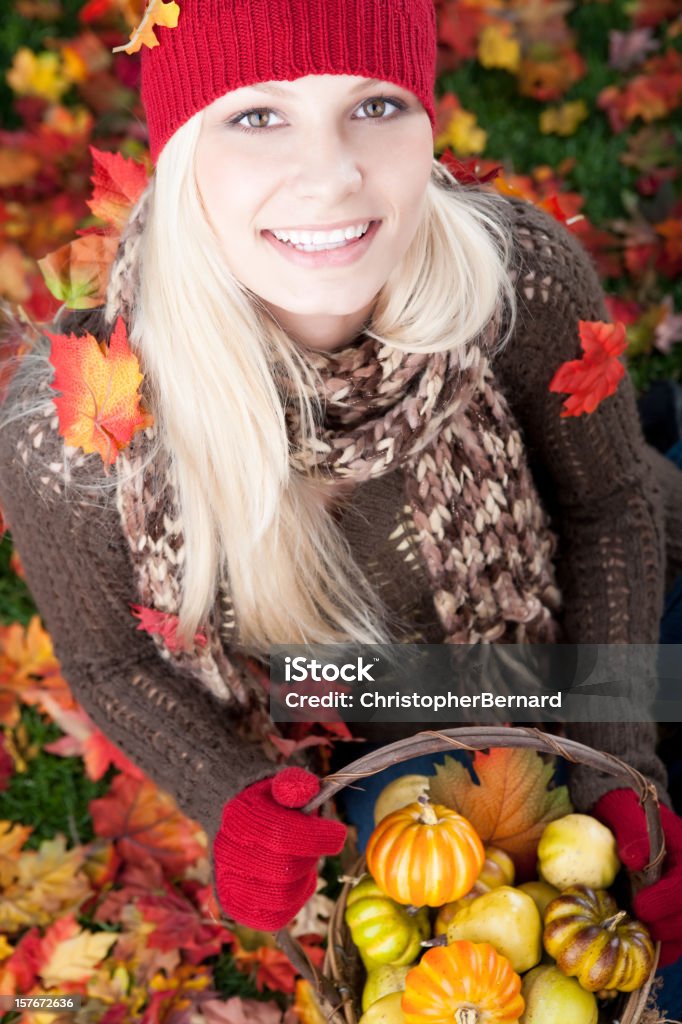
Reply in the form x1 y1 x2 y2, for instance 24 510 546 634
0 704 114 849
0 535 36 626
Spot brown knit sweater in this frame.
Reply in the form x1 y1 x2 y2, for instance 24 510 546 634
1 198 681 849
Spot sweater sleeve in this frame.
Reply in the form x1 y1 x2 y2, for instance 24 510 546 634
493 197 670 810
0 351 277 847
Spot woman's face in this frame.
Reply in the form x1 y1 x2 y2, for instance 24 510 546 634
196 74 434 351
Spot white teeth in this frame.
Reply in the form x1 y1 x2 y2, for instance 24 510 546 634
271 222 371 246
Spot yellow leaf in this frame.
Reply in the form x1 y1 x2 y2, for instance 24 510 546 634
539 99 589 136
477 24 522 73
112 0 180 55
436 110 487 157
60 45 88 85
40 929 117 987
0 935 13 960
0 836 92 932
6 48 70 103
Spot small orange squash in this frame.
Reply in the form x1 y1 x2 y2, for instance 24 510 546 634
366 797 485 906
401 941 525 1024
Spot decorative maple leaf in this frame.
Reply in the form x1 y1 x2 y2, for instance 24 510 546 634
112 0 180 55
87 147 149 231
429 748 572 879
47 316 154 467
130 604 208 653
548 319 627 417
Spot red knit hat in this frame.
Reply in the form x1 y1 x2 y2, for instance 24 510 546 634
141 0 438 163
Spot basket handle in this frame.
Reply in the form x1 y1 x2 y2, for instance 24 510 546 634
274 726 665 1021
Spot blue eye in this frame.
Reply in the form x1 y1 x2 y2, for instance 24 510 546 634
227 95 409 134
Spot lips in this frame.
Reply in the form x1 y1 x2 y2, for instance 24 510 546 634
274 225 370 251
262 219 381 268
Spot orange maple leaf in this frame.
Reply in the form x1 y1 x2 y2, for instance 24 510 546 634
112 0 180 55
38 232 120 310
130 604 208 653
47 317 154 467
87 147 149 231
430 748 572 879
548 319 627 417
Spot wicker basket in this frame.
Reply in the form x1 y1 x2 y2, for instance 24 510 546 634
275 726 665 1024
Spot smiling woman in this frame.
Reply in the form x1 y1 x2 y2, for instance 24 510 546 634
1 0 682 973
194 74 434 351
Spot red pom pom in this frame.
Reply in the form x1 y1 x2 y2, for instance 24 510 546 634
271 767 320 808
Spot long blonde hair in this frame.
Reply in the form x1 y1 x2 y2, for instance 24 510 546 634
5 110 519 655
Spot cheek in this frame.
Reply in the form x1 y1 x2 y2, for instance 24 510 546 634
377 130 433 225
196 144 269 237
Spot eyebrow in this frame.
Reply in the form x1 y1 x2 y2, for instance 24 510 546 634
245 77 384 97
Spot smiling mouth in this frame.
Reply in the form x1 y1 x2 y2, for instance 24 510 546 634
264 222 376 252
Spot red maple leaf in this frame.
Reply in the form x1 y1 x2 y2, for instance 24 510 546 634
234 935 325 995
4 927 43 991
548 320 627 418
86 147 149 232
89 773 206 876
130 604 208 652
439 150 503 186
138 889 232 964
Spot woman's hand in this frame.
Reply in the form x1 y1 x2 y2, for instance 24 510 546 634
594 788 682 966
213 767 347 930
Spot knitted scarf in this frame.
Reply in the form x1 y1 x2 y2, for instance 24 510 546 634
108 185 563 712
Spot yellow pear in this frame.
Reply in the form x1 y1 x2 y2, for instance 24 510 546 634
362 964 410 1013
518 880 561 920
537 814 620 890
521 965 598 1024
435 846 516 934
445 886 542 973
373 775 430 825
359 991 405 1024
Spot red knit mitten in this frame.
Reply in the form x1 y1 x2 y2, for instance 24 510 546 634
213 767 347 930
594 788 682 967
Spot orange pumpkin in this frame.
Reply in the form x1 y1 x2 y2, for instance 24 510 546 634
366 798 485 906
401 941 525 1024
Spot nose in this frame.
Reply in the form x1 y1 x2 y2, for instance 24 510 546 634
289 124 363 203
